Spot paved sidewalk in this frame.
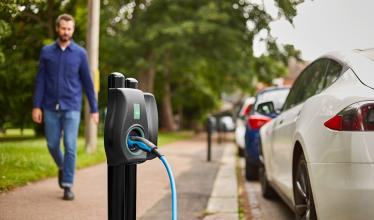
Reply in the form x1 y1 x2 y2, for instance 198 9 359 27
0 135 238 220
204 140 238 220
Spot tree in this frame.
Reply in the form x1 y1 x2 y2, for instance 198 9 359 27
99 0 303 131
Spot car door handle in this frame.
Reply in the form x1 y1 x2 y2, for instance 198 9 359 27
279 119 284 125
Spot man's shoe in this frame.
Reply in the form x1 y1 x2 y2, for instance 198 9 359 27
58 169 63 189
63 187 75 201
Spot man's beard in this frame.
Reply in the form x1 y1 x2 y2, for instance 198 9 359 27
59 34 71 43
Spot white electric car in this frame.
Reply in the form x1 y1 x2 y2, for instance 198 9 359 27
259 49 374 220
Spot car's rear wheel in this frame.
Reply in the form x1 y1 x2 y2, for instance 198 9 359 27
245 158 258 181
293 154 317 220
238 147 244 157
259 163 276 199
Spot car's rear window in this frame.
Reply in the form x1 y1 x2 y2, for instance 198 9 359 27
357 48 374 62
354 48 374 90
256 89 290 110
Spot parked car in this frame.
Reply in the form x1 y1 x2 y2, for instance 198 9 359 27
259 49 374 220
244 87 289 180
218 115 235 132
235 97 255 156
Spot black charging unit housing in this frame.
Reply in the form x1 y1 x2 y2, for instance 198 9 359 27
104 72 158 220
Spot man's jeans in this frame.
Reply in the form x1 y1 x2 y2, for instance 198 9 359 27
44 110 81 188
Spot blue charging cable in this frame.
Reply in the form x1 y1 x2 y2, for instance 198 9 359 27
128 137 177 220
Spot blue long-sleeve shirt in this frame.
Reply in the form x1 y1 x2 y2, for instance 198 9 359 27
33 41 98 113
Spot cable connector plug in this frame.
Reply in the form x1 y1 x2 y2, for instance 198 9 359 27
127 136 162 158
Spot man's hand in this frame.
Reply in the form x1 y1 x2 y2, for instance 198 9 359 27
32 108 43 124
91 112 99 125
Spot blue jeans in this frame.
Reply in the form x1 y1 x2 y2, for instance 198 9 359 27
44 110 81 188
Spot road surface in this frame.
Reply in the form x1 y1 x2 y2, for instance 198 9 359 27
241 158 294 220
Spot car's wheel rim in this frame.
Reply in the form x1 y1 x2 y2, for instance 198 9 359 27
295 161 311 220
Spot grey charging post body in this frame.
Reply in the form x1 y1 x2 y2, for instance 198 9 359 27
104 72 158 220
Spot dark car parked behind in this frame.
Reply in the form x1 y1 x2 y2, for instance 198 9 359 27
244 87 290 180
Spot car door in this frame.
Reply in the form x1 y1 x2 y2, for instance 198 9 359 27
270 59 330 199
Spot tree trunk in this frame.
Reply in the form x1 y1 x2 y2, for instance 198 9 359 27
138 67 156 93
47 0 55 39
85 0 100 153
161 83 177 131
176 106 183 130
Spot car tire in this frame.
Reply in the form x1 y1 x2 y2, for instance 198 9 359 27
293 154 317 220
245 158 258 181
238 147 244 157
259 163 276 199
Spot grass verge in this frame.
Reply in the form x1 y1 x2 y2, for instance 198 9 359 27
0 131 192 192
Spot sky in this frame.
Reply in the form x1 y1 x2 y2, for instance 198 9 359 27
253 0 374 61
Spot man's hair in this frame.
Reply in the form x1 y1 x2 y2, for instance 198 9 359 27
56 14 75 27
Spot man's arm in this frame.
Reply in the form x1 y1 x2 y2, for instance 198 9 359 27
79 50 99 123
32 50 46 124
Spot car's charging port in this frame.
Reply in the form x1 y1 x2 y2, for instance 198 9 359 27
126 126 145 153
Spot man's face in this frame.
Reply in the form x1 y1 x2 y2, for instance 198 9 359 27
56 20 74 42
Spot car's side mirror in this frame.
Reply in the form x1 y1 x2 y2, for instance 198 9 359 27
256 101 277 116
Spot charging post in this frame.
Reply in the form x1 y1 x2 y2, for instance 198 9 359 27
206 116 216 162
104 72 159 220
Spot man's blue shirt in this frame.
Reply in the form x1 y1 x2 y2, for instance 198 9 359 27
33 41 98 113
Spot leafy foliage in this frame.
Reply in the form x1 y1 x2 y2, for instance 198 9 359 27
99 0 303 129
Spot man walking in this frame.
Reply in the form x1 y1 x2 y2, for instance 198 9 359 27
32 14 99 200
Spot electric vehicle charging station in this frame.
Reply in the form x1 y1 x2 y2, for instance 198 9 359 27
104 72 177 220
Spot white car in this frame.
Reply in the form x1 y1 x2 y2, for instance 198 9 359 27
259 49 374 220
235 97 255 155
219 116 236 132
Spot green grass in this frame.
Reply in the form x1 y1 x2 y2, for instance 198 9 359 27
0 131 192 192
0 128 35 137
157 131 193 146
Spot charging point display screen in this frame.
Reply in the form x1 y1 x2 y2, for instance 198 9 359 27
134 104 140 120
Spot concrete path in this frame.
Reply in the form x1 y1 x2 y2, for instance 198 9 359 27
203 141 238 220
0 135 237 220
